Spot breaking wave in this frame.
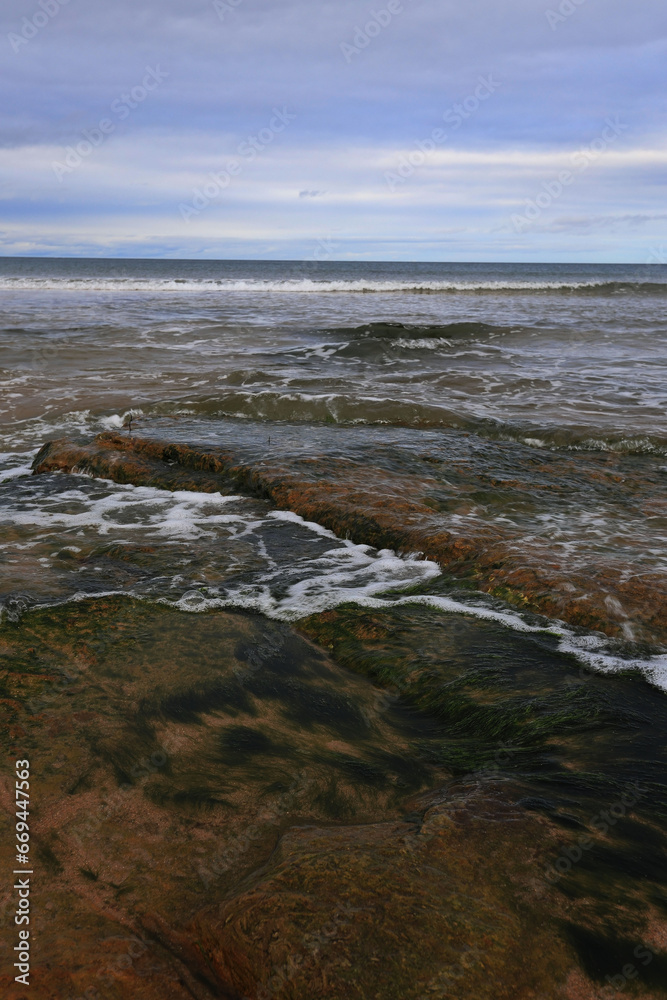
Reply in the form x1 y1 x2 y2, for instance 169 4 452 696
2 277 667 295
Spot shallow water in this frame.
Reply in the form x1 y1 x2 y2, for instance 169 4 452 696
6 593 667 999
3 258 667 998
1 257 666 690
0 468 439 615
1 259 666 452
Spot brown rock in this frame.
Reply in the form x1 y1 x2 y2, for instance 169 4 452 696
32 433 667 645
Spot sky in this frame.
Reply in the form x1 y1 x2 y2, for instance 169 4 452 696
1 0 666 261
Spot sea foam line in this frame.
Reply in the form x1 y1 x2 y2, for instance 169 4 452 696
4 466 666 693
176 589 667 693
0 277 664 294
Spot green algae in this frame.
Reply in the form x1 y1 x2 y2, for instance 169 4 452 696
297 603 644 779
297 600 667 988
2 595 667 998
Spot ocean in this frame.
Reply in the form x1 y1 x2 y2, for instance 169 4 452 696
1 256 666 686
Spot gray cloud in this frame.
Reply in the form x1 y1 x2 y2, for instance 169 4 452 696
1 0 665 257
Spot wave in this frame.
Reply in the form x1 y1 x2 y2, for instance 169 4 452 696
3 506 666 691
138 395 667 456
1 277 667 295
3 393 665 460
161 587 667 694
325 321 511 340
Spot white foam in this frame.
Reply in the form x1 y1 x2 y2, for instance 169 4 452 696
99 409 144 431
168 586 667 695
0 277 658 294
268 508 367 542
172 550 440 621
2 481 248 542
0 451 35 484
0 475 441 621
3 472 666 695
384 595 667 694
0 464 34 484
394 338 454 350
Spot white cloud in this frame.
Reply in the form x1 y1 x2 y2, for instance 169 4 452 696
1 0 665 258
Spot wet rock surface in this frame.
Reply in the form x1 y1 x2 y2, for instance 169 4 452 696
1 596 666 998
32 429 667 646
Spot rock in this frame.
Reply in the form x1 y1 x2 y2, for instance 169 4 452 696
32 432 667 645
2 597 667 998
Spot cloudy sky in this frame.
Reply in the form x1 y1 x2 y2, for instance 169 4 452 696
2 0 666 260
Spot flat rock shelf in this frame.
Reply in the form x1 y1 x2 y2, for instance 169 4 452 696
0 428 666 999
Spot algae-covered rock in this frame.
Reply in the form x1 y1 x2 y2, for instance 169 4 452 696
2 597 667 998
32 431 667 645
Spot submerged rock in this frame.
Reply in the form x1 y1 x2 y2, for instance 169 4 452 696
1 597 666 998
32 431 667 646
